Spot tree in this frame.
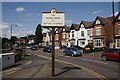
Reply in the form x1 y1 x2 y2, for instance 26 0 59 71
2 37 9 49
34 24 43 45
10 36 17 45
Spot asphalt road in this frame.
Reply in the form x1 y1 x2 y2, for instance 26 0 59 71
33 49 120 79
2 49 120 80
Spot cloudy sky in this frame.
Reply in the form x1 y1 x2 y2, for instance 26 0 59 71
1 2 119 38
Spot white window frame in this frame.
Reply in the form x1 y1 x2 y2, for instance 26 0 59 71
116 39 120 48
87 29 92 36
94 39 102 47
72 31 74 38
118 24 120 34
81 31 84 37
55 34 58 40
78 40 85 46
96 27 101 35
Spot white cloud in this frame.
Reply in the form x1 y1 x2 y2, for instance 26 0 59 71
13 30 34 37
16 7 25 12
114 11 119 16
0 22 10 29
27 13 32 16
111 11 119 16
92 10 103 14
65 20 73 24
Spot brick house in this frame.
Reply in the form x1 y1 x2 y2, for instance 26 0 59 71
91 16 113 48
114 11 120 48
58 26 71 47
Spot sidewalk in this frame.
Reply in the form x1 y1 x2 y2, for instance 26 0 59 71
33 60 97 78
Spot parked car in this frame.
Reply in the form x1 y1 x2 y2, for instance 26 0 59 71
101 48 120 61
63 47 82 57
43 47 52 53
60 45 67 49
26 45 34 49
72 45 83 50
31 46 38 50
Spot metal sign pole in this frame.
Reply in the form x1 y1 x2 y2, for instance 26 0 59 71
52 27 55 77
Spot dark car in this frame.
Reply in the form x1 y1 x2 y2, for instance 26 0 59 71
101 48 120 61
72 45 83 50
63 47 82 57
31 46 38 50
43 47 52 53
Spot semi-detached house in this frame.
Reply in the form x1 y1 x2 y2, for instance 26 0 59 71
91 16 113 48
77 21 93 48
114 11 120 48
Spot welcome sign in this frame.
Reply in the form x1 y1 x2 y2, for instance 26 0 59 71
42 8 65 27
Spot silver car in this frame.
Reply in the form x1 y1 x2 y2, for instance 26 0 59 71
63 47 82 57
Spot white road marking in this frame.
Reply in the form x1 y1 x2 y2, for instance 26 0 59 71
81 58 108 64
3 68 21 75
25 61 32 65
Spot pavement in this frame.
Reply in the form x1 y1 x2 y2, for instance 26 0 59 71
2 49 100 79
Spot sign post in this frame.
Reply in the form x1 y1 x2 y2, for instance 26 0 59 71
42 8 65 77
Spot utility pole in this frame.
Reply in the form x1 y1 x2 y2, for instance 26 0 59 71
112 0 115 48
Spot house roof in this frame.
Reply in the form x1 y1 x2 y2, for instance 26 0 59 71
65 26 71 32
115 11 120 22
70 24 79 30
78 21 93 30
93 16 106 25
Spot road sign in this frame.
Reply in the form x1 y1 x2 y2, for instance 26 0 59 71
42 8 65 27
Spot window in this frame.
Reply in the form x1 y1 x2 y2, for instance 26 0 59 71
87 30 91 36
81 31 84 37
116 39 120 48
72 31 74 38
70 40 75 46
68 33 70 38
63 33 65 38
94 39 102 47
78 40 85 46
55 34 58 40
96 27 101 35
119 25 120 34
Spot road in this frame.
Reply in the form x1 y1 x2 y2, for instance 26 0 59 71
2 49 120 79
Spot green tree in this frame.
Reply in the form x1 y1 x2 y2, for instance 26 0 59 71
10 36 17 44
34 24 43 45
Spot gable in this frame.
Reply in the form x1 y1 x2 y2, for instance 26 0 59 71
95 19 101 25
118 15 120 20
81 24 85 28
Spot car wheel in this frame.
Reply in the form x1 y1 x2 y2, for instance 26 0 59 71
101 56 107 61
71 53 74 57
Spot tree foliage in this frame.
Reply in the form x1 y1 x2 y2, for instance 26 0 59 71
34 24 43 45
10 36 17 44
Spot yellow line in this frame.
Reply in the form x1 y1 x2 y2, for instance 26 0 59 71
34 54 108 80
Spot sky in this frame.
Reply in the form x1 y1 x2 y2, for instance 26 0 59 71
1 2 119 39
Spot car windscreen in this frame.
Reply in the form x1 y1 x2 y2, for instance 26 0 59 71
71 48 78 51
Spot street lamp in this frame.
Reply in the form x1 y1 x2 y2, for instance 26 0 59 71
11 24 18 38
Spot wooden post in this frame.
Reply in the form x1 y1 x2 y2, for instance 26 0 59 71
52 27 55 77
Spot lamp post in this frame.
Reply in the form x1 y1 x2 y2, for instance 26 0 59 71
11 25 17 38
